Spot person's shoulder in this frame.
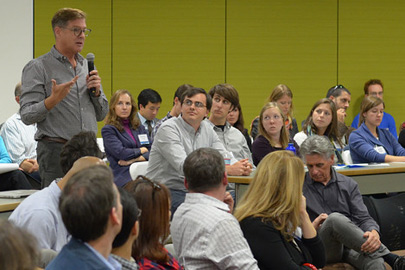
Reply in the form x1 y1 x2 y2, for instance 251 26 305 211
334 170 358 186
384 112 395 120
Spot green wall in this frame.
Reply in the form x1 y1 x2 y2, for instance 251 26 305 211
34 0 405 135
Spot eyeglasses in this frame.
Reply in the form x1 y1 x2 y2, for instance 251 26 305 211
332 85 345 90
184 99 206 108
63 27 92 37
135 175 161 190
137 209 142 220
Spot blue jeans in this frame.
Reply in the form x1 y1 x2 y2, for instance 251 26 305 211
169 189 187 217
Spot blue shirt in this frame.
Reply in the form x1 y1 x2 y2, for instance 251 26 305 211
351 112 397 139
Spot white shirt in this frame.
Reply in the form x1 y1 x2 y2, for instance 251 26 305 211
171 193 259 270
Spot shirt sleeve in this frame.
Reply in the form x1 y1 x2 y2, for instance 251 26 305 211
101 126 143 161
252 136 272 166
0 122 28 164
348 130 386 163
0 137 12 163
387 114 398 139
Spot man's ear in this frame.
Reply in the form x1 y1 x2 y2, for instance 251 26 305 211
131 220 139 239
222 172 228 186
111 207 121 226
329 96 335 101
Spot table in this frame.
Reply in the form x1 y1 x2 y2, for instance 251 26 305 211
0 197 25 219
228 163 405 203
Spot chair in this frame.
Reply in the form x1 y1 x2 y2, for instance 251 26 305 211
129 161 149 180
96 138 105 153
342 150 353 165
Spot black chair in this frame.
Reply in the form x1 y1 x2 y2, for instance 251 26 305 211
363 193 405 251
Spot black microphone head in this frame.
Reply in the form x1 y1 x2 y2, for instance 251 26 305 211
86 53 95 62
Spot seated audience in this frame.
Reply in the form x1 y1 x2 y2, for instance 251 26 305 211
111 187 141 270
351 79 397 139
251 84 298 140
234 151 325 269
349 96 405 163
227 103 252 152
0 220 39 270
102 89 151 187
301 135 405 270
125 176 182 270
9 131 105 252
171 148 259 269
146 87 246 214
0 135 33 191
137 88 162 140
153 84 193 136
1 82 40 187
294 98 343 164
46 165 123 269
252 102 300 166
207 83 253 171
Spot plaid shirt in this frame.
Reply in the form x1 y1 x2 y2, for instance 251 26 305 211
111 254 139 270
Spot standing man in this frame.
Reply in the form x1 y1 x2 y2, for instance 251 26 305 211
146 87 251 214
171 148 259 269
46 165 123 269
1 82 40 187
351 79 397 138
300 135 405 270
326 84 354 143
20 8 108 188
137 88 162 140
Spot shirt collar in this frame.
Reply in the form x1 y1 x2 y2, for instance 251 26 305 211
179 114 202 135
84 242 121 270
137 112 147 125
185 193 230 212
50 46 84 65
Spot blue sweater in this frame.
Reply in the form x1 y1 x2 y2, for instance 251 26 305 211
349 123 405 163
351 112 397 139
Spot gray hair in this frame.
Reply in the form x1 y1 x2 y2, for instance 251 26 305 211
14 82 22 97
300 135 335 162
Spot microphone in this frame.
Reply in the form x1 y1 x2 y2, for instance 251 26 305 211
86 53 96 96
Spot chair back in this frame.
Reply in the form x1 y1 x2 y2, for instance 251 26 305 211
129 161 149 180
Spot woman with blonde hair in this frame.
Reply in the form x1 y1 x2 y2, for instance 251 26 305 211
234 151 325 270
349 96 405 163
294 98 343 164
102 89 151 187
251 102 299 166
250 84 298 140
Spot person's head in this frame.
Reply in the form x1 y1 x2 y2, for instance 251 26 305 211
326 85 351 111
172 84 194 116
208 84 240 122
303 98 340 141
300 135 334 185
359 96 385 128
183 148 226 193
137 89 162 121
258 102 289 149
268 84 294 117
105 89 140 131
51 8 88 56
364 79 384 100
227 103 246 132
14 82 22 104
60 131 103 174
0 220 39 270
112 187 140 249
180 87 211 128
234 151 305 241
125 176 171 263
59 165 122 242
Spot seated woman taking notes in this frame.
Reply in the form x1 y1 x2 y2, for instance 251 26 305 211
349 96 405 163
234 151 325 270
102 90 151 187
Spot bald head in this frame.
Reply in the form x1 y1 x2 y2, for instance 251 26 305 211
58 156 106 189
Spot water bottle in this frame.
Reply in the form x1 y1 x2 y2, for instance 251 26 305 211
286 142 296 155
224 152 231 166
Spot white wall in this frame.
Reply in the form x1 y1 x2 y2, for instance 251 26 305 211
0 0 33 123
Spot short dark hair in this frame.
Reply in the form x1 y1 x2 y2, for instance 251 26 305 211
364 79 384 95
208 83 240 110
173 84 193 105
60 131 103 174
326 85 351 98
180 87 212 111
183 148 225 192
137 89 162 109
51 8 86 31
59 165 115 242
112 187 139 248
